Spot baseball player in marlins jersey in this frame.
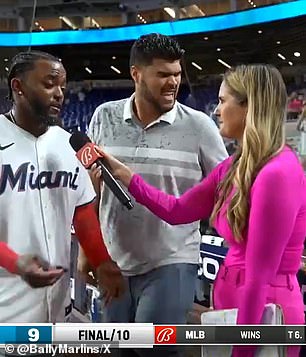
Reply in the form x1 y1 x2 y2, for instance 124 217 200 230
0 51 125 323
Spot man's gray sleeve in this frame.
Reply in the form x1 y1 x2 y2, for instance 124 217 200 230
198 114 229 175
87 105 103 144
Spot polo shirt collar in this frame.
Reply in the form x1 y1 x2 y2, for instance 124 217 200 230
123 93 177 127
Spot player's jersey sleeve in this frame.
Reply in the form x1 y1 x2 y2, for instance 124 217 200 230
76 162 96 207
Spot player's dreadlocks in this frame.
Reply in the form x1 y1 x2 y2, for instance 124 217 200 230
7 51 60 101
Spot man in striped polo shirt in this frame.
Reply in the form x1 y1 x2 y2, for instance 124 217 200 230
79 33 228 356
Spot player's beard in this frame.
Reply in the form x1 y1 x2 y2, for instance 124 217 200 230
28 97 59 126
140 79 176 115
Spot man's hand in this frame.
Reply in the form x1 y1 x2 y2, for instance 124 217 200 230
77 249 98 286
16 254 65 288
78 250 125 305
96 260 125 305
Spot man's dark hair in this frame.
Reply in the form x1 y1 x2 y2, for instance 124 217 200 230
7 51 60 101
129 33 185 67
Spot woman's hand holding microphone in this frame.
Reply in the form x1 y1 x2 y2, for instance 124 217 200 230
89 147 134 188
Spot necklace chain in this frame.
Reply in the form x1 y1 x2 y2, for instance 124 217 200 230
9 110 16 124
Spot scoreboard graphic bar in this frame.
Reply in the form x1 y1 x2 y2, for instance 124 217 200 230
0 324 305 346
53 323 154 348
173 325 305 345
0 324 53 344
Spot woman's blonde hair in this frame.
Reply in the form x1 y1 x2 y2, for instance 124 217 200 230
210 64 287 241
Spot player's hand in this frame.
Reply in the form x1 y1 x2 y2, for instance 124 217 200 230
16 254 65 288
77 249 98 287
95 260 125 305
92 147 134 188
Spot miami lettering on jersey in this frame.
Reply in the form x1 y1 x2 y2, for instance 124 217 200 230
0 162 79 194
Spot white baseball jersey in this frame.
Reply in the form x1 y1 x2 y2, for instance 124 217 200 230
0 114 95 323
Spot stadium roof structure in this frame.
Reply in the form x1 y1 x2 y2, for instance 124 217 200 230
36 13 306 81
0 0 304 81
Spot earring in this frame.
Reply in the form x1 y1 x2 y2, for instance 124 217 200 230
18 91 22 95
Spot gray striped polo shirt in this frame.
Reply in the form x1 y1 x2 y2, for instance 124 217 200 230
88 95 228 275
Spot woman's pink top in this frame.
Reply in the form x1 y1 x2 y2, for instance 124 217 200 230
128 146 306 324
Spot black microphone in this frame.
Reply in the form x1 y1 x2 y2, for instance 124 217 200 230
69 131 133 210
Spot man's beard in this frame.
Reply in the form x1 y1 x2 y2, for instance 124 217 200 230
28 97 59 126
140 80 175 115
37 114 58 126
49 117 63 127
44 116 58 125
